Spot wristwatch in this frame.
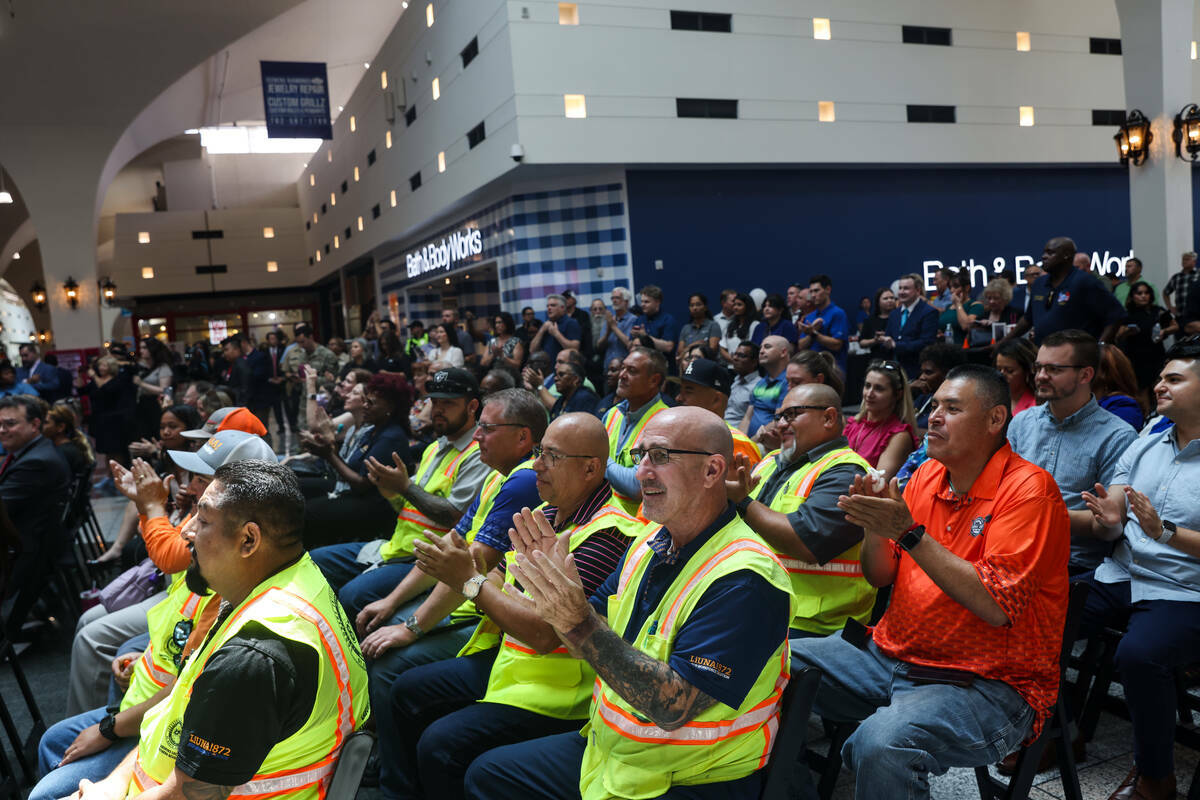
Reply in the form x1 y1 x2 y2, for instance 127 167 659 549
1159 519 1177 545
462 573 488 600
402 614 425 639
98 713 120 742
897 524 926 552
735 496 755 517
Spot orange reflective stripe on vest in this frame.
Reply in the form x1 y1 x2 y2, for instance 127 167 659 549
139 646 173 688
616 537 656 595
791 450 855 498
659 538 782 637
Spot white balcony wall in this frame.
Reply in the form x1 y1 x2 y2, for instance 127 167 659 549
112 208 309 295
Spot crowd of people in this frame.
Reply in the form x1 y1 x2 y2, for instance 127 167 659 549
1 233 1199 800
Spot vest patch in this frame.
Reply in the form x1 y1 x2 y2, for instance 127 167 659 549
186 734 231 760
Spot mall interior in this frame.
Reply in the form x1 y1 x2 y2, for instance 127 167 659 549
2 2 1200 800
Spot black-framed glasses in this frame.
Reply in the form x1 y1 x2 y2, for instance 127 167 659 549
477 422 526 434
1033 363 1085 376
629 446 715 466
531 445 594 467
773 405 830 424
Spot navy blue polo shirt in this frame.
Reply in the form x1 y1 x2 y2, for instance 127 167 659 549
589 504 791 709
452 460 541 554
1022 269 1124 344
635 310 679 345
541 316 583 359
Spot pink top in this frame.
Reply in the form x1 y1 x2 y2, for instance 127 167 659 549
845 415 917 467
1013 390 1036 416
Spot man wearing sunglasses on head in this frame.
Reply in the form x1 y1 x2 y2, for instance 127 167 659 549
727 383 875 639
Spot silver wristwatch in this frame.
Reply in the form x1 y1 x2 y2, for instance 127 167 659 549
1160 519 1177 545
402 614 425 638
462 573 488 600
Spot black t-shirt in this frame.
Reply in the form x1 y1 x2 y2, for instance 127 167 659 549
1022 269 1124 344
176 619 318 786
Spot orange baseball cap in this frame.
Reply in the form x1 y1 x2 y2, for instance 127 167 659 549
181 407 267 439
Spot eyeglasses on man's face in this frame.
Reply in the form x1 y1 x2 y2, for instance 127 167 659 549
1032 363 1084 377
531 445 593 467
629 446 715 466
477 422 525 434
772 405 829 425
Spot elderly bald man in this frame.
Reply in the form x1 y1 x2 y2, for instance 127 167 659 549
728 383 876 638
465 407 794 800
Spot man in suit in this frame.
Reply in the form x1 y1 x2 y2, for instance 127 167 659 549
879 272 939 377
0 395 71 639
237 335 272 440
16 343 62 401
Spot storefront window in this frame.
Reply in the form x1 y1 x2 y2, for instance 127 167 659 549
247 308 311 343
174 314 243 346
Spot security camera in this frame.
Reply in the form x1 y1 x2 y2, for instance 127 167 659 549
510 143 525 162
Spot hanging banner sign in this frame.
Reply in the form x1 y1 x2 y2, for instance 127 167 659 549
921 249 1135 290
260 61 333 139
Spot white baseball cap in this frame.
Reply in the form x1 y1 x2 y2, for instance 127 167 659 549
168 430 276 476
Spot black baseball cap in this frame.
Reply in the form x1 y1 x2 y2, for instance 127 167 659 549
681 358 733 395
427 367 480 399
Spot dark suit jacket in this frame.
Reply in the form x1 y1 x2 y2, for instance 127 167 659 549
884 299 939 377
242 349 272 408
16 362 61 399
0 435 70 550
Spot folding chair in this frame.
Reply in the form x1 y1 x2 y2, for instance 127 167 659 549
0 636 46 784
325 729 376 800
759 667 821 800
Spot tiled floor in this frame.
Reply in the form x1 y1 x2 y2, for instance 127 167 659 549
4 495 1198 799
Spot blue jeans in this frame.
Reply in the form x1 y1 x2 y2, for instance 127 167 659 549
465 731 763 800
309 542 414 617
791 632 1034 800
108 633 151 708
369 598 476 800
30 707 137 800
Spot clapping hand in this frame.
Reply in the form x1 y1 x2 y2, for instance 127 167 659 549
1124 487 1163 540
130 459 170 512
724 453 762 504
837 475 914 541
414 530 485 590
507 527 589 636
366 452 411 498
1081 482 1125 530
508 507 560 557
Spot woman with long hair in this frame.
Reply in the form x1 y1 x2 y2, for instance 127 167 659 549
858 287 897 358
481 311 524 372
45 402 95 479
718 292 760 362
1117 280 1178 401
428 322 465 368
133 338 174 439
845 359 917 481
786 350 845 400
1094 343 1146 430
994 338 1038 418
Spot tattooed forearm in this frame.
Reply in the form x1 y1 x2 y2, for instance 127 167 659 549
179 780 236 800
563 611 717 731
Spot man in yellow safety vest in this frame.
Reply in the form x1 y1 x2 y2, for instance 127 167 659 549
465 407 794 800
602 346 670 514
71 460 369 800
726 383 876 638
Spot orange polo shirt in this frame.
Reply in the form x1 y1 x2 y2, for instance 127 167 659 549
139 513 194 575
873 443 1069 737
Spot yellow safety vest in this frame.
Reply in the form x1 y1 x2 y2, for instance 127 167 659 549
749 446 876 635
379 438 480 562
481 501 647 719
120 575 211 711
579 516 794 800
129 555 370 800
446 459 536 628
603 398 669 513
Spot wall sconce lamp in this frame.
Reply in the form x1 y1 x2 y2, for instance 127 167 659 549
100 276 117 305
1115 109 1152 166
63 277 80 309
1173 104 1200 162
31 281 47 310
37 330 52 344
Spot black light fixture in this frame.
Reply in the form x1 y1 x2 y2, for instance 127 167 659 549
1115 109 1152 166
37 330 52 344
1173 104 1200 162
99 276 117 305
63 276 79 309
30 281 47 310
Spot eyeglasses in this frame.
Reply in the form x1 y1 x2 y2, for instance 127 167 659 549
531 445 594 467
477 422 526 434
629 446 715 466
1033 363 1085 376
868 360 900 372
773 405 830 424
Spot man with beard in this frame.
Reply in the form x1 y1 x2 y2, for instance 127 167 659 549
1007 330 1136 574
66 461 369 800
32 432 277 800
310 368 489 616
727 383 874 638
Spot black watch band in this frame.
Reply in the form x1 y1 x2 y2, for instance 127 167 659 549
98 713 120 742
897 524 926 552
735 496 754 517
